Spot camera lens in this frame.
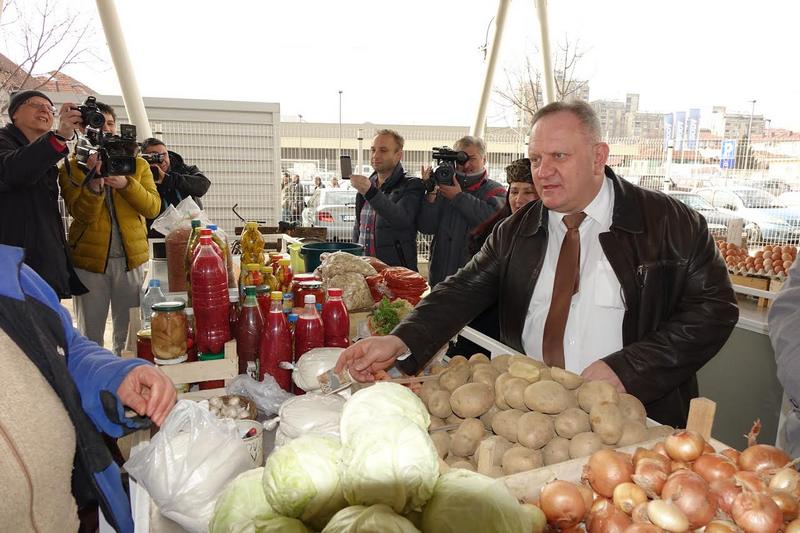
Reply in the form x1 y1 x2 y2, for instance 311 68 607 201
86 111 105 129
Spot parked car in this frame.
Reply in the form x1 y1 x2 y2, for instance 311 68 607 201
693 186 800 244
776 191 800 209
301 187 358 241
665 191 748 239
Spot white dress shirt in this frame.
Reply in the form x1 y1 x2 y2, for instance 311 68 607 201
521 178 625 373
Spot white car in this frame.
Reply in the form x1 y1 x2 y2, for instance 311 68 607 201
301 187 358 241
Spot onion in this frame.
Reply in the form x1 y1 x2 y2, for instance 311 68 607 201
704 519 739 532
646 499 689 532
539 480 587 529
623 524 662 533
720 447 740 463
692 453 738 483
631 501 651 524
632 459 668 497
587 498 632 533
576 482 595 511
769 467 800 499
704 442 716 454
651 441 670 458
770 489 799 522
734 470 768 493
670 460 691 473
632 448 670 471
739 444 791 472
583 449 634 498
710 478 743 514
661 470 716 528
787 518 800 533
731 491 783 533
664 430 706 462
612 482 647 514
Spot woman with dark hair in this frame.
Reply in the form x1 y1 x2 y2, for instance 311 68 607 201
450 158 539 355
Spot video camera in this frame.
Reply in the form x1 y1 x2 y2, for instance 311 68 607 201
426 147 469 192
75 120 138 178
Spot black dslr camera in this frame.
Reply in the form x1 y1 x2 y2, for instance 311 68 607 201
75 123 138 178
76 96 106 130
426 147 469 192
140 152 164 164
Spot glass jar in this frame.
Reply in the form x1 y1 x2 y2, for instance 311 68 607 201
150 301 188 364
291 274 321 306
295 281 324 309
136 329 154 363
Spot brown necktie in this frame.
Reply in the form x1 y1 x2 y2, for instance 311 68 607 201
542 212 587 369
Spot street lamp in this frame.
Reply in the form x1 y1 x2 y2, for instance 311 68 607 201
298 113 303 155
338 90 343 160
746 100 756 170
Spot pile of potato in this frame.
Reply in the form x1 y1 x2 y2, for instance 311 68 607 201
419 354 673 478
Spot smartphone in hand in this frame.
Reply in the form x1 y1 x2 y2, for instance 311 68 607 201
340 155 352 179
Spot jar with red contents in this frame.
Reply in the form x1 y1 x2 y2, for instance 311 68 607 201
268 252 284 272
136 329 154 363
295 281 324 309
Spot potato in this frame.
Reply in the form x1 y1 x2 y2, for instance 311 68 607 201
490 354 514 373
508 361 542 383
618 393 647 424
448 355 469 367
429 416 446 430
468 353 491 366
589 401 624 445
517 412 555 450
449 418 485 457
523 380 572 414
439 364 470 392
427 389 453 419
501 446 543 475
577 381 620 412
446 413 464 426
569 431 604 459
476 435 513 466
503 377 531 411
471 365 499 389
479 405 499 431
491 408 524 442
554 407 591 439
647 425 675 439
486 465 504 478
494 372 514 409
429 362 447 375
430 432 450 458
617 420 649 446
542 437 571 465
419 378 444 405
550 367 584 390
450 382 494 418
450 460 475 472
538 367 552 381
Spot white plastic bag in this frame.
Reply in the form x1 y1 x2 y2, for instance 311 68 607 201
124 400 254 533
274 393 345 446
226 374 293 416
292 347 345 392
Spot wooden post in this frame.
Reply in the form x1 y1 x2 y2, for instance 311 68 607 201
686 397 717 441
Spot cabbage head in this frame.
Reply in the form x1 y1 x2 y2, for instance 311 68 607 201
250 516 312 532
209 468 275 533
341 415 439 514
321 504 420 533
262 435 347 530
339 382 429 444
421 470 546 533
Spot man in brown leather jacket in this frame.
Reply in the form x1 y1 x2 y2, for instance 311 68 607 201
337 100 739 427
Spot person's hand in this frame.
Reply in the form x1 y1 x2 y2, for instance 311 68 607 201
438 176 462 200
335 335 410 382
420 165 432 180
56 103 83 140
150 165 165 184
580 360 626 393
350 174 372 195
116 364 177 426
104 175 128 189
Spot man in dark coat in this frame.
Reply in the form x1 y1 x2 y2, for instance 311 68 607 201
0 90 86 298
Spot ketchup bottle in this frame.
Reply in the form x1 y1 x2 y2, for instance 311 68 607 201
259 291 293 391
294 294 324 359
322 287 349 347
237 286 264 378
191 235 231 354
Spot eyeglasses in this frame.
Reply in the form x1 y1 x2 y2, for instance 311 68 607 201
25 101 57 114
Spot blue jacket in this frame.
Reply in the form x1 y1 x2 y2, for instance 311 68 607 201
0 244 150 533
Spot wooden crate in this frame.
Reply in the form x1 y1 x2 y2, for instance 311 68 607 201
730 273 770 307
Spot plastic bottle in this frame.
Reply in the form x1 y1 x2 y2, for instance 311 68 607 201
184 219 203 281
259 291 293 392
237 286 264 378
322 287 350 348
255 285 271 318
207 224 237 289
228 288 241 340
276 258 293 293
294 294 324 359
240 221 265 265
140 279 166 329
191 235 232 354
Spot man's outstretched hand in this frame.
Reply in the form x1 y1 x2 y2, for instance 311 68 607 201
117 365 177 426
335 335 410 382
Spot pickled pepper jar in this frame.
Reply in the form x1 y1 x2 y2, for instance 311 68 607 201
150 301 188 364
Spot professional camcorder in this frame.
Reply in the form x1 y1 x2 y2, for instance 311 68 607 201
75 122 138 178
427 147 469 191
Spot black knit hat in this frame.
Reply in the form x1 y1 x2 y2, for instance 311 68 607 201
8 90 53 121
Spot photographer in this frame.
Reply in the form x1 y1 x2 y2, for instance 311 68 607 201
418 135 506 287
58 100 160 355
0 90 87 299
141 137 211 228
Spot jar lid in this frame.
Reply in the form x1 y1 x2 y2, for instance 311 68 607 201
278 258 291 265
152 301 186 312
198 352 225 361
137 328 152 339
294 273 316 280
262 266 274 274
246 263 261 271
299 280 323 288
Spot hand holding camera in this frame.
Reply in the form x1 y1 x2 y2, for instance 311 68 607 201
56 103 83 140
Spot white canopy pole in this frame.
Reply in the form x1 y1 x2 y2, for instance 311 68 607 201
470 0 511 139
95 0 152 139
534 0 556 105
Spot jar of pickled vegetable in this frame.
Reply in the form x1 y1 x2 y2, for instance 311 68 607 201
151 301 188 364
295 281 324 309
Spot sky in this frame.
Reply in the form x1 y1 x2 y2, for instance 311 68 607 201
5 0 800 131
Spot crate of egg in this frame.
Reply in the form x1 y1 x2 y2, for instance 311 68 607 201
717 241 750 274
718 240 798 279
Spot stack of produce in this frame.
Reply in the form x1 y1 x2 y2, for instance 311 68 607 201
534 421 799 532
718 240 797 278
417 353 672 477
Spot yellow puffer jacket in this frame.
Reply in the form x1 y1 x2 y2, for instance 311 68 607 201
59 157 161 273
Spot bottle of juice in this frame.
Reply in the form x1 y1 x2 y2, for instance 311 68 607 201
255 285 271 318
191 235 231 354
240 221 265 265
208 224 237 289
228 288 241 340
183 219 203 300
259 291 293 391
294 294 324 359
189 228 222 306
276 258 293 293
237 286 264 378
322 287 350 348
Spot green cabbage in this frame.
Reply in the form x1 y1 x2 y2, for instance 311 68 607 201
250 516 312 532
421 470 546 533
339 382 430 444
341 415 439 514
321 504 420 532
261 435 347 530
209 468 275 533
